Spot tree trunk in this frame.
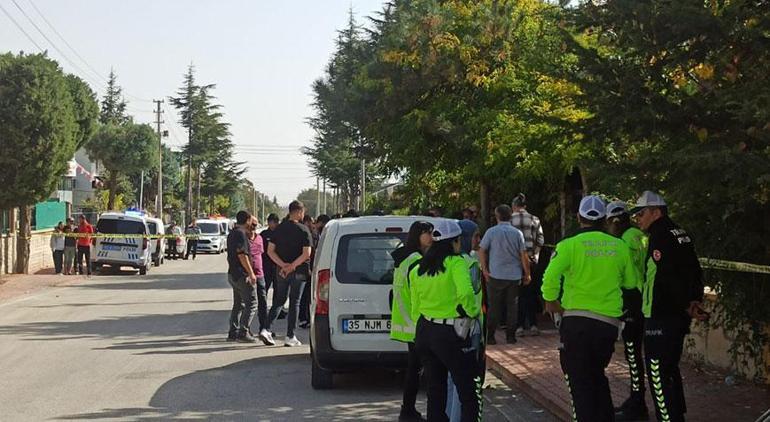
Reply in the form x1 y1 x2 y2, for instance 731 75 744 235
186 150 193 225
107 171 118 211
479 180 490 231
15 206 31 274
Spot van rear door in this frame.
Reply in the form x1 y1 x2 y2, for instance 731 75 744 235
95 218 145 261
329 231 408 352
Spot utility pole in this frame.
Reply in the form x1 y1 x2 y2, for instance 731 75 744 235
316 177 320 217
139 171 144 209
360 158 366 213
153 99 164 219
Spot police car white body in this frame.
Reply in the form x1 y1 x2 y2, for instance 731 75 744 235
194 218 226 254
92 212 153 275
145 217 166 267
309 215 445 389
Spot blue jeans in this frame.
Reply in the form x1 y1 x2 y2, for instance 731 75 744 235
266 271 306 337
446 321 482 421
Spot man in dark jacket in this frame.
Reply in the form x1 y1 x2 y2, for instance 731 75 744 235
631 191 707 422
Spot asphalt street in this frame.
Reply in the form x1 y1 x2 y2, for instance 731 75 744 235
0 253 553 421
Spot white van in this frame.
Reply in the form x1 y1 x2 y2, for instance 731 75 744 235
92 212 153 275
309 215 445 389
145 217 166 267
195 219 226 254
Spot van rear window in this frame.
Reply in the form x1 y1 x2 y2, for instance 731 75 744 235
335 233 406 284
147 222 158 235
96 219 146 234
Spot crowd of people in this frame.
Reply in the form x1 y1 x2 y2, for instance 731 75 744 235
49 215 94 276
224 190 705 422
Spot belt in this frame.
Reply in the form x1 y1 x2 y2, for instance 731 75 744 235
427 317 457 325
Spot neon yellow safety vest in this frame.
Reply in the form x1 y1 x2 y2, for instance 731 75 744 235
622 227 648 292
390 251 422 343
462 253 484 323
542 228 638 318
409 255 481 322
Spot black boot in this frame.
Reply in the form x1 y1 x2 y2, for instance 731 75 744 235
615 393 649 421
398 406 426 422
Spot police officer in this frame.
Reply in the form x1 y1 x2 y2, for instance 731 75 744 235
631 191 706 422
391 221 434 422
410 219 482 422
542 196 639 422
606 201 649 421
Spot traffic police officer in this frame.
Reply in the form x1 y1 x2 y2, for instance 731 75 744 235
606 201 649 421
631 191 706 422
410 219 482 422
542 195 639 422
391 221 434 422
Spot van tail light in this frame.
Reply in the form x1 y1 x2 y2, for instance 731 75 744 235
142 237 149 250
316 269 330 315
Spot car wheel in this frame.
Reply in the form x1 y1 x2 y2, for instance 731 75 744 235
139 265 147 275
311 354 333 390
153 256 160 267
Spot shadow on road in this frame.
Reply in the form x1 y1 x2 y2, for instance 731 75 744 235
77 272 228 291
55 354 408 421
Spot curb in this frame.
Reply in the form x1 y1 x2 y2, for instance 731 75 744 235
486 351 570 422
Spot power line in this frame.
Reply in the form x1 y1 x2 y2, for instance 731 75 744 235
0 2 44 52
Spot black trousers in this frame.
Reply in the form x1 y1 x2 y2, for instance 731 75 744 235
76 246 91 275
298 281 312 323
516 282 539 329
559 316 617 422
415 318 482 422
486 277 519 339
186 240 197 259
227 274 256 337
622 312 646 400
402 341 422 412
266 272 305 338
645 318 689 422
52 250 63 274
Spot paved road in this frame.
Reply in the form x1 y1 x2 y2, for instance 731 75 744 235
0 254 553 421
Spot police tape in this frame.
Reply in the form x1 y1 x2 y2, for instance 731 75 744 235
699 258 770 275
47 233 204 240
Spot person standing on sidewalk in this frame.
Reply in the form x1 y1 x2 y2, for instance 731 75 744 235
260 213 280 294
298 214 317 329
542 195 639 422
478 204 531 344
75 215 94 276
266 200 313 347
226 210 258 343
409 220 482 422
246 215 275 346
631 191 707 422
606 200 649 421
510 193 545 338
391 220 433 422
185 220 201 260
457 208 479 255
63 225 76 275
50 222 65 274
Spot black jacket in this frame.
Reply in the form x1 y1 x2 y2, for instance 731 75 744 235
643 216 704 320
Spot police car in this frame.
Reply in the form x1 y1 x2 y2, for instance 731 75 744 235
92 211 153 275
309 215 445 389
194 218 227 254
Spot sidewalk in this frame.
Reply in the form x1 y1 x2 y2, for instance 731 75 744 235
486 327 770 421
0 270 88 303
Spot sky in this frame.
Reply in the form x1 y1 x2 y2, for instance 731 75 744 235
1 0 387 205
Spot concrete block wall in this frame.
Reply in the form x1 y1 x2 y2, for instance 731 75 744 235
0 234 17 275
0 230 55 275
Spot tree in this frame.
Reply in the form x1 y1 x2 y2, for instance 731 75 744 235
0 53 79 273
99 69 129 125
65 74 99 148
86 123 158 210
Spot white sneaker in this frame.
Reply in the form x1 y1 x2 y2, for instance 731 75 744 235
259 329 276 346
515 327 526 337
284 335 302 347
528 326 540 336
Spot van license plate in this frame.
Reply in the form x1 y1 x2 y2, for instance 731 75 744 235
342 319 391 333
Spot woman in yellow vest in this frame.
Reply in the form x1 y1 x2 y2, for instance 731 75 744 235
409 220 482 422
391 221 434 422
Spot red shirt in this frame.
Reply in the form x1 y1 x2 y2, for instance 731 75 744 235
77 222 94 247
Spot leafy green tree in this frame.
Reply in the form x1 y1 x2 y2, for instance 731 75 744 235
86 123 158 210
65 74 99 148
0 53 78 273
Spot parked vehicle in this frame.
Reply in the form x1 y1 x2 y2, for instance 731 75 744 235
309 215 445 389
145 217 166 267
194 218 226 254
92 212 153 275
165 225 187 259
